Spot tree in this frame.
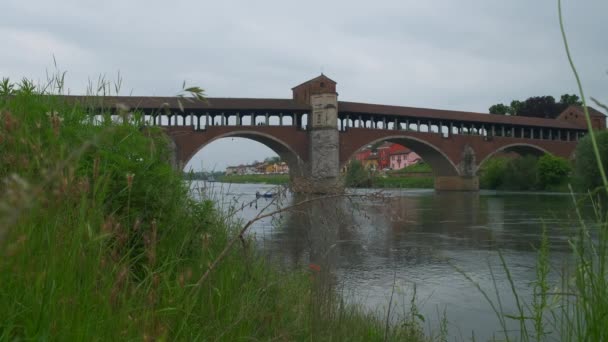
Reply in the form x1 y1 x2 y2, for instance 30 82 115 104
509 100 523 116
537 154 571 189
518 96 558 118
370 141 384 151
560 94 582 106
264 156 281 164
344 160 370 187
489 94 583 118
489 103 510 115
573 130 608 192
480 157 509 189
503 155 539 190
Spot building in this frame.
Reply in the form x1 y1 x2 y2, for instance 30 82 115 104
353 142 421 171
264 162 289 174
376 142 410 170
362 154 379 170
557 105 606 130
225 161 289 175
225 166 238 175
354 146 372 163
389 148 422 170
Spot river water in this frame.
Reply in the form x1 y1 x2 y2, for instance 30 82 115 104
194 181 591 340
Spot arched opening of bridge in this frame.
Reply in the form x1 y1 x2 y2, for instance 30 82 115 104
476 143 550 172
342 136 460 189
476 143 552 190
182 133 305 186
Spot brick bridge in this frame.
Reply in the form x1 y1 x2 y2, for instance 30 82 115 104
76 75 606 193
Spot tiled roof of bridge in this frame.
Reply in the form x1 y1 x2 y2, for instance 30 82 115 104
338 101 585 130
60 95 593 129
62 96 310 112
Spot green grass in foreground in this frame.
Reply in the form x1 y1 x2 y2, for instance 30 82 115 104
218 173 289 184
0 86 428 341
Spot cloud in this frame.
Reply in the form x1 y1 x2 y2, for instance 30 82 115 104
1 0 607 170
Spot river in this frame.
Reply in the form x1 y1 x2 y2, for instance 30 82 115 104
193 181 592 340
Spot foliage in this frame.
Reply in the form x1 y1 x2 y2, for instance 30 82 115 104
369 141 384 151
560 93 582 106
573 130 608 192
509 100 524 115
389 162 432 174
489 103 510 115
219 173 289 184
489 93 582 118
183 170 223 180
344 160 371 187
537 154 571 189
504 156 538 190
0 79 428 341
264 156 281 164
480 154 570 191
479 157 509 189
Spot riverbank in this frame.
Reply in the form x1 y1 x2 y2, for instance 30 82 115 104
219 173 289 184
219 173 434 189
0 88 427 340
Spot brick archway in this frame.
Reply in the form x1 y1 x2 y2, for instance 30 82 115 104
473 139 577 174
475 143 551 173
340 131 461 177
164 126 309 176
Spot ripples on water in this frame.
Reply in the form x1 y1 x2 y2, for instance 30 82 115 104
193 181 592 340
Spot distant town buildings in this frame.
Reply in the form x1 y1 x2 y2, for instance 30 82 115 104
225 161 289 175
226 143 420 175
354 142 421 171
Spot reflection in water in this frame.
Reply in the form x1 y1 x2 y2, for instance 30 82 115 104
198 182 587 340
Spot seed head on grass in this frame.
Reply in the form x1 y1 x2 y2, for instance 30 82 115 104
93 156 100 181
126 172 134 189
46 111 63 136
2 111 17 131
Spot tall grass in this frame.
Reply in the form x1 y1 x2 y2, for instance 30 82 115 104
0 77 428 340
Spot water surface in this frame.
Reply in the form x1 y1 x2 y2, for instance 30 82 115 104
195 181 589 340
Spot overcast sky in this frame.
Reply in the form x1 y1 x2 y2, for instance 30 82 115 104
1 0 606 171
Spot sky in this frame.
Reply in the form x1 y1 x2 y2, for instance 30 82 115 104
1 0 607 171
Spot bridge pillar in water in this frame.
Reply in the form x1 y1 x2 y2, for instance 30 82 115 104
291 74 343 194
305 92 343 193
435 143 479 191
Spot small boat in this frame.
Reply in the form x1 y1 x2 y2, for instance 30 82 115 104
255 191 275 198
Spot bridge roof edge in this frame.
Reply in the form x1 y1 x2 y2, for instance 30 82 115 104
338 101 586 130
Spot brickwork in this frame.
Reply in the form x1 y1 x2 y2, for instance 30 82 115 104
164 126 310 174
339 128 578 176
159 75 589 192
292 74 337 105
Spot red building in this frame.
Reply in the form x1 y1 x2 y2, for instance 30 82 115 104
376 142 409 170
354 147 372 163
354 142 411 170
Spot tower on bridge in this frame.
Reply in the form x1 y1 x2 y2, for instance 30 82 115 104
292 74 342 193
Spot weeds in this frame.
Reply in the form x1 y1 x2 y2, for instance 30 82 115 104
0 75 429 341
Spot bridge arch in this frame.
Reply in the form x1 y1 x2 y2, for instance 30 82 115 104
341 135 461 177
182 130 307 177
475 143 551 173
